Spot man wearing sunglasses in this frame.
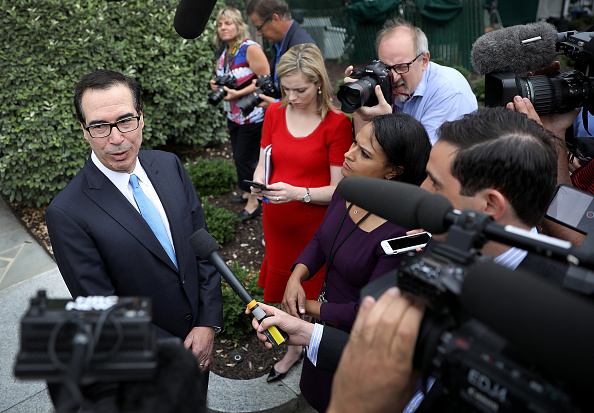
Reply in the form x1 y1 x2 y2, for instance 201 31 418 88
346 18 477 145
45 70 223 386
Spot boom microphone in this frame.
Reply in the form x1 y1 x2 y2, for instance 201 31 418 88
337 177 579 265
462 261 594 396
471 21 559 75
189 229 288 347
174 0 218 40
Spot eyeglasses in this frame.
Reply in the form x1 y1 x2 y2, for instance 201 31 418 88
85 116 140 139
255 17 271 32
386 53 424 74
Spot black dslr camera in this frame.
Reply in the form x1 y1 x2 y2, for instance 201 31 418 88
208 73 237 105
337 60 394 113
236 74 281 116
485 30 594 117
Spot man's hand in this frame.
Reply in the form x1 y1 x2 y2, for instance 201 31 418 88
184 326 215 371
506 96 579 139
327 288 425 413
246 302 314 348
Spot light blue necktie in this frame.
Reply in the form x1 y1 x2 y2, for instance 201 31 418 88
129 174 178 269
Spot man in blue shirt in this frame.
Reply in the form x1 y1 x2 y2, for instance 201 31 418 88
247 0 315 94
348 18 477 145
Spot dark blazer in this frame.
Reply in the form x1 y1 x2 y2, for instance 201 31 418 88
270 20 316 80
46 150 223 339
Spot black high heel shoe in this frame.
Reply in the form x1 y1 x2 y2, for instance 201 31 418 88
266 347 306 383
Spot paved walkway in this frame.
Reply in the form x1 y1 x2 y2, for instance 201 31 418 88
0 195 314 413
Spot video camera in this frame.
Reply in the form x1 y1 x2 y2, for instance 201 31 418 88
485 30 594 117
340 177 594 412
337 60 394 113
235 74 281 116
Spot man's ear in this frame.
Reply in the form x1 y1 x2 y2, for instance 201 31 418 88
481 188 507 222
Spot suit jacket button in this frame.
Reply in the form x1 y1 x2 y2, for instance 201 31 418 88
184 314 192 321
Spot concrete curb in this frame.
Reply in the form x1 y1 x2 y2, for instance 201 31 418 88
207 365 312 413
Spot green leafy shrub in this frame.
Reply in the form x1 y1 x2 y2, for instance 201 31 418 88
472 76 485 104
186 158 238 197
0 0 227 206
219 262 264 344
201 197 241 245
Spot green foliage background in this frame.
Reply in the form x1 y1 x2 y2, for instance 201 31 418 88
187 158 238 198
0 0 227 206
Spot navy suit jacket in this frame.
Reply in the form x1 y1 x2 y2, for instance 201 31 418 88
270 20 316 80
46 150 223 339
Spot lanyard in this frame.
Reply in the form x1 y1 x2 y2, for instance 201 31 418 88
319 202 371 303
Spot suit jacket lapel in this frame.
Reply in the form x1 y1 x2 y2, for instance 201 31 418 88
81 157 177 271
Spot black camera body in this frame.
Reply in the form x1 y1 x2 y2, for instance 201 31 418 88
337 60 394 114
485 30 594 116
208 73 237 105
235 74 281 116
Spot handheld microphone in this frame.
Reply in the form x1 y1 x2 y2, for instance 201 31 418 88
174 0 218 40
189 229 288 348
471 21 559 75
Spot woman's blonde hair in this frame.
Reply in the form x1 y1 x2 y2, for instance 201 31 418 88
275 43 335 119
213 7 251 48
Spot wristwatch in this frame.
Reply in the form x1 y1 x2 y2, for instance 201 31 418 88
303 188 311 203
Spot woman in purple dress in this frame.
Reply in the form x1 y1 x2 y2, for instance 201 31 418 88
282 113 431 412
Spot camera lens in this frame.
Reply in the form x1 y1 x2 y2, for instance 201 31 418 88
337 77 378 113
208 87 227 105
236 90 262 116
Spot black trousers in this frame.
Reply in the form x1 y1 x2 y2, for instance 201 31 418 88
228 120 263 193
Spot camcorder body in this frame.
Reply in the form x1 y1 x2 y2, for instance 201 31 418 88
337 60 394 113
485 30 594 117
235 74 281 116
362 210 586 412
208 73 238 105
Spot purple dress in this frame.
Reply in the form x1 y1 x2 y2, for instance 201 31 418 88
293 190 408 412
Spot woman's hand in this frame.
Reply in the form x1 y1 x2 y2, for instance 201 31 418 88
223 86 242 102
282 266 309 317
209 79 218 92
261 182 301 204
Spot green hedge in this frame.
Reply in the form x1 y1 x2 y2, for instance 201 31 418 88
0 0 227 206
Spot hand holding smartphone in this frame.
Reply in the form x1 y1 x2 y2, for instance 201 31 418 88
381 232 431 255
243 179 270 191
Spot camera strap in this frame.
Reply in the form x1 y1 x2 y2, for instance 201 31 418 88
317 203 371 305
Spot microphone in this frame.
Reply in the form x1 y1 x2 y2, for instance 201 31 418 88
337 177 453 233
337 177 577 265
461 261 594 395
174 0 218 40
189 229 288 347
471 21 559 75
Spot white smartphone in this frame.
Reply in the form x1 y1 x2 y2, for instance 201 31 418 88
381 232 431 255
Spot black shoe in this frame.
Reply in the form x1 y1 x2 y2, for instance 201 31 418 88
237 204 262 221
266 348 305 383
231 195 248 204
266 366 286 382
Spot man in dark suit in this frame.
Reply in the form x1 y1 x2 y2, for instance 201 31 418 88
46 70 223 372
247 0 315 91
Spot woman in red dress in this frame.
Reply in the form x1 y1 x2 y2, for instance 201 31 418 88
251 43 353 382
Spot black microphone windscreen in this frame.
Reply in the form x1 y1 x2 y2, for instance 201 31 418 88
189 229 218 260
338 178 427 229
174 0 218 40
337 177 453 232
471 22 558 75
461 261 594 394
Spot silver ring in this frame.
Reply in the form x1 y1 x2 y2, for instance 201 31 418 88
199 363 205 367
276 196 280 201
